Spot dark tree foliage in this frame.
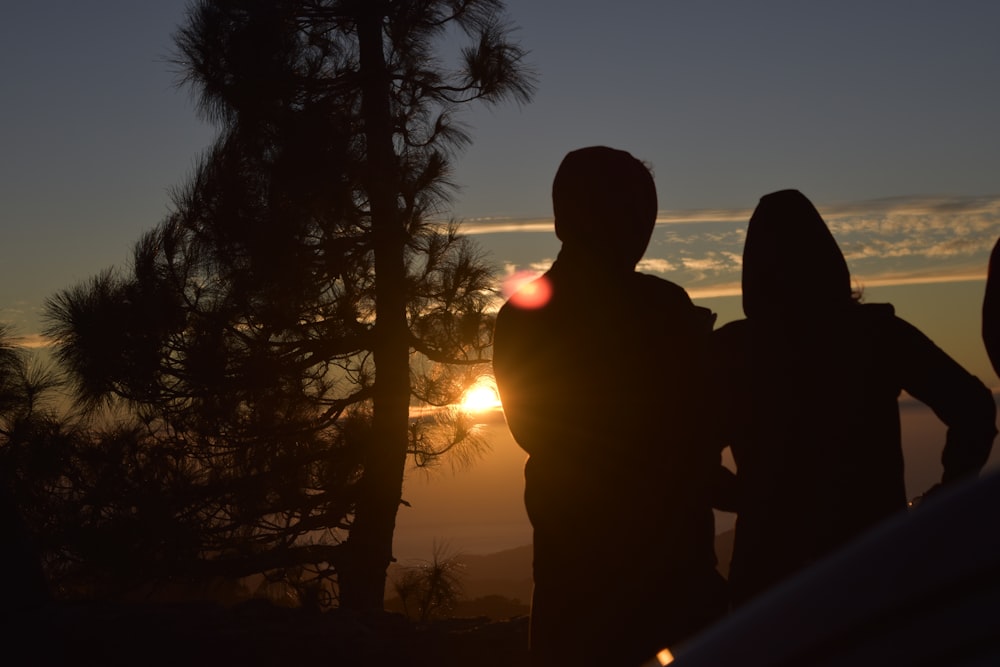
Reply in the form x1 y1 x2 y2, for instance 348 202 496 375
40 0 533 609
391 544 464 622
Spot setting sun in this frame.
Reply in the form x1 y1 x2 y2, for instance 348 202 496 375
459 380 502 412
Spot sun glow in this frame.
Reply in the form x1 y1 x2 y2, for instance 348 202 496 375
459 379 502 412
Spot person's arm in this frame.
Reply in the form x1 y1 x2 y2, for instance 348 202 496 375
706 322 743 513
893 316 997 486
493 302 574 456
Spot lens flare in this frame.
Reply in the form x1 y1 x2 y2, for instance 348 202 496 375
504 271 552 310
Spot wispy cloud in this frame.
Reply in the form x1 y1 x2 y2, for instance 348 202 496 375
822 195 999 290
853 267 987 289
818 195 1000 219
656 209 755 224
460 217 554 235
686 282 743 299
484 194 1000 296
454 208 756 235
19 333 51 349
636 258 676 273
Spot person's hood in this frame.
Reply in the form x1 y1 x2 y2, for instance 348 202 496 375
742 189 853 319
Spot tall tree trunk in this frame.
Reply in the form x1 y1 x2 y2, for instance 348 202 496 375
339 5 412 612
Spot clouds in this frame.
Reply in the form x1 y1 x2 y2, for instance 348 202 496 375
0 303 51 348
461 218 555 235
822 195 1000 289
15 334 49 350
635 258 676 274
476 194 1000 297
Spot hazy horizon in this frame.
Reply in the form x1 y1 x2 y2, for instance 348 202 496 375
393 388 1000 564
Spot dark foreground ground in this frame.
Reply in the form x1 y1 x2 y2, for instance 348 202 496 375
3 601 530 667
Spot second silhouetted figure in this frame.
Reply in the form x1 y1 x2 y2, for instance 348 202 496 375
713 189 997 606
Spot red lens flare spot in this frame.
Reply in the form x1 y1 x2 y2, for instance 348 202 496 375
504 272 552 310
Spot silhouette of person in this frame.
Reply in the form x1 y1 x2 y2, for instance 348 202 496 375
713 189 997 607
493 146 727 666
982 237 1000 378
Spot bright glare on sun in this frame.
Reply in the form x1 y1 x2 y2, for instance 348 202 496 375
459 381 502 412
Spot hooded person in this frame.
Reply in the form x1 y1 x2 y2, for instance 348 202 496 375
713 189 997 606
740 189 852 319
493 146 727 667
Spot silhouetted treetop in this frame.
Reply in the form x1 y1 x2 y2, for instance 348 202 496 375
40 0 533 611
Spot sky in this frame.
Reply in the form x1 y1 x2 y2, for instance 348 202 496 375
3 1 1000 561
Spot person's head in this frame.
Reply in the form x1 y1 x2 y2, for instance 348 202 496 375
552 146 657 272
742 189 854 319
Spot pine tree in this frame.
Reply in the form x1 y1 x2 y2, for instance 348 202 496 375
44 0 533 609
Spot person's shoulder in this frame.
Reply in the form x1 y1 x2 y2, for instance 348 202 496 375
495 272 562 339
857 302 896 317
495 291 536 329
632 272 700 309
496 295 537 325
634 272 689 297
853 302 899 328
497 273 554 316
711 318 750 346
634 273 717 330
713 318 750 335
847 302 930 349
494 296 543 353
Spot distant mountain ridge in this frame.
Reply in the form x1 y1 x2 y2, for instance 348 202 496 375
387 530 735 618
457 545 534 603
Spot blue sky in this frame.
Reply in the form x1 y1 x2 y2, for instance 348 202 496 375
2 1 999 381
2 0 999 561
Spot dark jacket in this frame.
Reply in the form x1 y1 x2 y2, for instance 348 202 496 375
494 252 723 664
717 189 997 605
